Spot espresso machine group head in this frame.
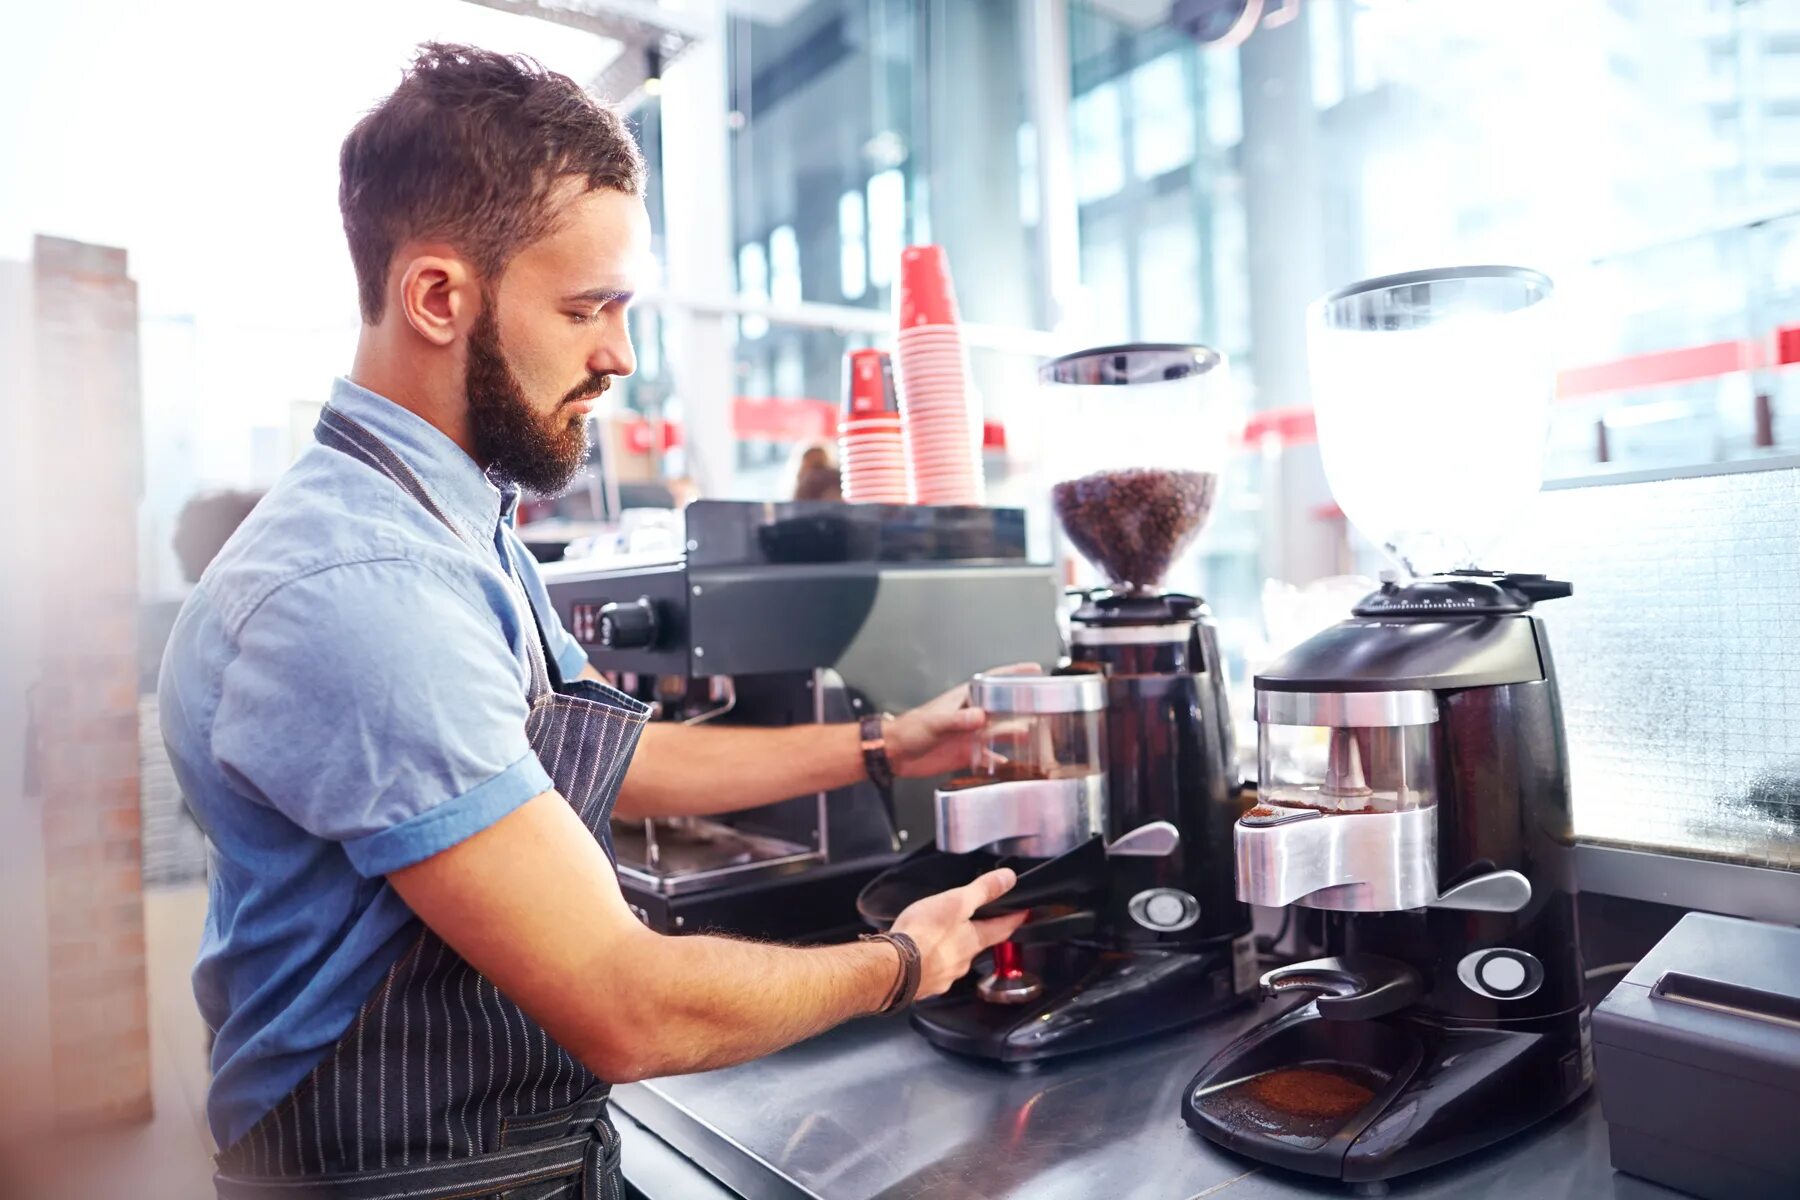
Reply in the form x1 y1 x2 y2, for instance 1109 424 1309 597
1184 267 1590 1183
860 344 1259 1064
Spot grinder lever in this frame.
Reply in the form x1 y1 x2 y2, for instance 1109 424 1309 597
1261 954 1423 1021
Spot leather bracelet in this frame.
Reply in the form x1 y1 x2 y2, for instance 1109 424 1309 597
860 933 906 1013
860 931 922 1014
859 934 902 1013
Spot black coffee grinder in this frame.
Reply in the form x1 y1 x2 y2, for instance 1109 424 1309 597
860 343 1258 1063
1183 267 1591 1183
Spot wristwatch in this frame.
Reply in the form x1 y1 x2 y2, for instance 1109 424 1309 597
859 712 895 790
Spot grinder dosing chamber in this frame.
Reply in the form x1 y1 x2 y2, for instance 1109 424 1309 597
1239 689 1527 915
934 671 1110 859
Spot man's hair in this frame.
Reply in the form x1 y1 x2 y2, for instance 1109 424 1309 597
340 43 645 323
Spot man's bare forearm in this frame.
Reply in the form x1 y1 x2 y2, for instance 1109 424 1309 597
390 792 902 1085
597 932 898 1081
614 720 866 820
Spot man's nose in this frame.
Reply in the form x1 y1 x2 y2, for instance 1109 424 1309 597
591 325 635 380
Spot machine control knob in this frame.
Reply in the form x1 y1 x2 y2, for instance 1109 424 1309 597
1456 948 1545 1001
1129 888 1200 933
597 597 660 650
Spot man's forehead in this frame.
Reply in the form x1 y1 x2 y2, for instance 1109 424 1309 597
520 187 650 282
553 184 646 240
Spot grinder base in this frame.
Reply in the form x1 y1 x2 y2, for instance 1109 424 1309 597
1183 1001 1592 1183
911 939 1251 1064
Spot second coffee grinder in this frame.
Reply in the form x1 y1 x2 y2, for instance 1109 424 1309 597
860 343 1258 1063
1183 267 1591 1184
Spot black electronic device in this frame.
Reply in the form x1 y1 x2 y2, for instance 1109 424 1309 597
1592 912 1800 1200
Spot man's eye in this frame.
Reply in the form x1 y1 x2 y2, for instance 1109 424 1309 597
570 309 602 325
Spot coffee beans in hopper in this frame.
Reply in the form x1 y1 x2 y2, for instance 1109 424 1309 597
1052 468 1218 591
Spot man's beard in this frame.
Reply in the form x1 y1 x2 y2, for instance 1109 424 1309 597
464 304 610 495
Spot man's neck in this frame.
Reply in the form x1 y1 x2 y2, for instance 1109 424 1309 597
349 334 482 464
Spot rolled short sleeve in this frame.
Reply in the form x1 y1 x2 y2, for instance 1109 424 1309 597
213 559 551 876
505 527 590 682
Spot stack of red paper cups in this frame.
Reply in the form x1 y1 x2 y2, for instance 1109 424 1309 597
838 348 907 504
893 245 984 505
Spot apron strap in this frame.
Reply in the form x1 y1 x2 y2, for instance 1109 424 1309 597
497 523 566 693
315 408 459 532
314 406 566 693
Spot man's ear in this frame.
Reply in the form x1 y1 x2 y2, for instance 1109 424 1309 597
395 252 477 347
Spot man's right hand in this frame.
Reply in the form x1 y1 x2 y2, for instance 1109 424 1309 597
890 868 1030 999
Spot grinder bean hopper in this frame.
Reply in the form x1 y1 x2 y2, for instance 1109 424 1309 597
1183 267 1591 1184
860 342 1259 1063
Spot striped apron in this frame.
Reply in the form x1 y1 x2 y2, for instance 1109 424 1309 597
212 406 649 1199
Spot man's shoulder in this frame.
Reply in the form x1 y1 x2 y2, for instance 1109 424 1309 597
201 446 487 638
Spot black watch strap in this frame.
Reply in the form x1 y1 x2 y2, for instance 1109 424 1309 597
860 713 894 790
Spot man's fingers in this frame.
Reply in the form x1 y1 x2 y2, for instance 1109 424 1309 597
924 706 986 736
922 665 1044 716
976 747 1013 770
981 715 1033 743
960 867 1018 915
972 910 1030 947
924 681 972 712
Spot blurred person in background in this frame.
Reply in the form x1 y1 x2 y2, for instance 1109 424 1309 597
157 44 1021 1200
172 489 265 584
788 440 834 496
794 463 843 502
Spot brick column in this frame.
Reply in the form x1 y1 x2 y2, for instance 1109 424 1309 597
28 235 151 1126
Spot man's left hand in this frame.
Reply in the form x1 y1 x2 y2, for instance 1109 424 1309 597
885 663 1044 780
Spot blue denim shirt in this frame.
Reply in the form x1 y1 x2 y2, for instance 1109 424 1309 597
158 377 593 1148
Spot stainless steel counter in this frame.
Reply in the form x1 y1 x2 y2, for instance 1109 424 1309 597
614 1001 1686 1200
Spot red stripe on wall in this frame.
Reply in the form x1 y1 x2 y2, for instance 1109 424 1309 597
1554 338 1772 400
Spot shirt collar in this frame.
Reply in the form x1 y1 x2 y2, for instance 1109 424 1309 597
327 377 516 546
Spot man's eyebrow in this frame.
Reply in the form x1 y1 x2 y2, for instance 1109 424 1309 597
564 287 634 305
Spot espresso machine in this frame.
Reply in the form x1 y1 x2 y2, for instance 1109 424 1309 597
1184 267 1591 1183
860 343 1259 1063
542 499 1062 940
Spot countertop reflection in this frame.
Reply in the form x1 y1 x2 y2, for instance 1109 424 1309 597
615 998 1683 1200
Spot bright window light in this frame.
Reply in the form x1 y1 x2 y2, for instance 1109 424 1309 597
1072 81 1125 202
769 224 801 307
1130 53 1194 180
1204 51 1242 148
838 189 867 300
1017 122 1040 226
867 168 905 288
738 241 769 339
